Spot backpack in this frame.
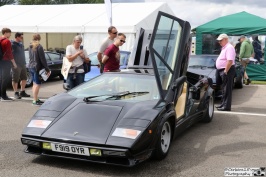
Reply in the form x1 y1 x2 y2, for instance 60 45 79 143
0 38 6 61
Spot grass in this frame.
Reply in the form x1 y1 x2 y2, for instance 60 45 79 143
250 80 266 85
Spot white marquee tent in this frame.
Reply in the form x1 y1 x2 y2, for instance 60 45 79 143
0 2 173 53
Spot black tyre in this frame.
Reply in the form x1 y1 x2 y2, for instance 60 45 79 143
202 92 214 123
26 71 33 87
153 120 172 160
234 75 243 89
59 74 64 80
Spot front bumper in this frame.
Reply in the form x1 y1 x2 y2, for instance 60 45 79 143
21 137 153 167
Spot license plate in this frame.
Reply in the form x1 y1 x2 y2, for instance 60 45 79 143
51 143 90 156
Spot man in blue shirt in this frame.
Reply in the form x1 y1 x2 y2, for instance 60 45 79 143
11 32 30 99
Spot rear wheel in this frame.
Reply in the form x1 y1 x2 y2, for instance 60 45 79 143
202 93 214 123
153 120 172 160
234 75 243 88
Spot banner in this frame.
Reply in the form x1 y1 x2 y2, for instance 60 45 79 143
104 0 112 26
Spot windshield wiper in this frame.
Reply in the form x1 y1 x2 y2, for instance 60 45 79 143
189 65 207 68
106 91 149 100
83 91 149 102
83 94 113 102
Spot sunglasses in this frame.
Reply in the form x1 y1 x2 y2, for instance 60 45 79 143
112 32 118 34
120 40 126 43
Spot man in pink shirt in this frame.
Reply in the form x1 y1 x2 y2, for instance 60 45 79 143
215 33 236 111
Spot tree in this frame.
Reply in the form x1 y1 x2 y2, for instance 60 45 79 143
18 0 104 5
0 0 16 6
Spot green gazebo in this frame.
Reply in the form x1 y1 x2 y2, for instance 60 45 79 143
193 11 266 80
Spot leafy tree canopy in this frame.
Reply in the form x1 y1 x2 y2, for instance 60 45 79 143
0 0 16 6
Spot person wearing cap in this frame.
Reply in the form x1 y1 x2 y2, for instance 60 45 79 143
239 35 254 85
215 33 236 111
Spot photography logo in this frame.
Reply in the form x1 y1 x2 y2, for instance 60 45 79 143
224 167 265 176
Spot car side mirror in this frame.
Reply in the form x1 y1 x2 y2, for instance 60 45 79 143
189 86 200 100
165 76 187 102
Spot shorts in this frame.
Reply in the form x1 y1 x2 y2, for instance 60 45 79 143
11 65 27 83
240 58 250 68
29 68 41 85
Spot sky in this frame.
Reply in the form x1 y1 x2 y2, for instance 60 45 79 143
143 0 266 29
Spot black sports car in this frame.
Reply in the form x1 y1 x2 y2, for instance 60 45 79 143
188 55 244 97
21 12 214 166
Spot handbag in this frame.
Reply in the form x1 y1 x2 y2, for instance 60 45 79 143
83 60 91 73
61 57 72 80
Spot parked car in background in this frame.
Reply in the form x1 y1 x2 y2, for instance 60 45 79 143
188 55 244 98
24 51 64 87
84 51 131 81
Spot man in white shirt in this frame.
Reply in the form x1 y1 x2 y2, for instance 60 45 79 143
97 26 118 73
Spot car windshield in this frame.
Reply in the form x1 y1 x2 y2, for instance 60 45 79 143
89 52 129 66
189 55 217 68
25 51 30 63
68 73 160 101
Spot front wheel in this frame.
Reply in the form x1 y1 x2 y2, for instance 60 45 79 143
202 92 214 123
153 120 172 160
59 74 64 80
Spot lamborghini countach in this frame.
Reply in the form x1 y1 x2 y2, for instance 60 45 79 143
21 11 214 166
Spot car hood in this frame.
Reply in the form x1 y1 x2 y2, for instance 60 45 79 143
42 101 123 144
24 93 160 146
188 67 216 83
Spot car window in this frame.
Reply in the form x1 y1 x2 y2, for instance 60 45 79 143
25 51 30 63
89 53 99 65
89 52 130 66
150 15 183 90
47 53 61 61
45 53 51 62
68 73 160 101
119 53 128 66
189 55 217 68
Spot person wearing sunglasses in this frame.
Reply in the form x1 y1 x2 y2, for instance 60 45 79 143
97 26 118 73
102 33 126 72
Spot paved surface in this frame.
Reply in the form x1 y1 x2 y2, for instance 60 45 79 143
0 79 266 177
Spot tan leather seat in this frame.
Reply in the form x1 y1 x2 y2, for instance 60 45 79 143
175 82 187 119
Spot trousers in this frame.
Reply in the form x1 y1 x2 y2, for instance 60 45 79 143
217 65 236 109
0 60 12 98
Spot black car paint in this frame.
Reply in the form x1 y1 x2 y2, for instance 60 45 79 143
21 70 212 166
21 12 214 166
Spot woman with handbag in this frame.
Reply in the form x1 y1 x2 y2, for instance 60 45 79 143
65 35 90 89
28 34 50 106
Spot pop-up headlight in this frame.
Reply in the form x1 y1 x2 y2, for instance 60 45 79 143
27 120 52 129
112 128 141 139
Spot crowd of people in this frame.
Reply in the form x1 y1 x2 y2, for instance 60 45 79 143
63 26 126 90
0 26 263 109
0 26 126 104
